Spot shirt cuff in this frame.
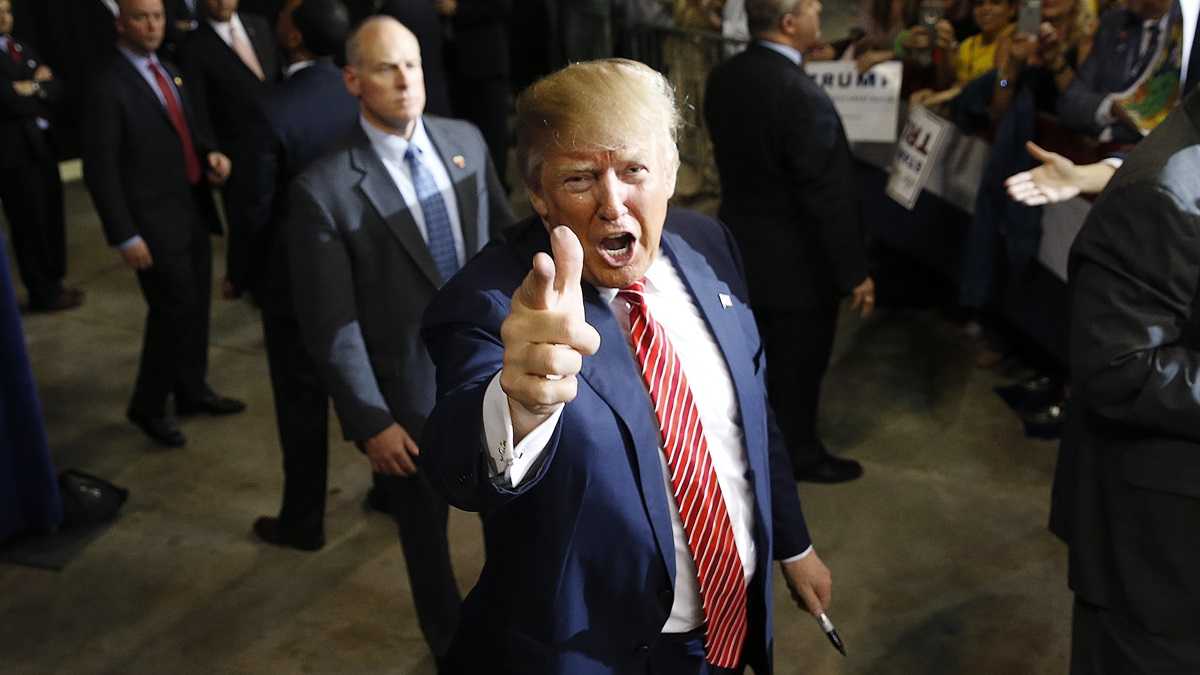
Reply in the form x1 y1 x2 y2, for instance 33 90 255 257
780 546 814 564
1100 157 1124 169
481 371 562 487
117 235 145 251
1095 95 1117 127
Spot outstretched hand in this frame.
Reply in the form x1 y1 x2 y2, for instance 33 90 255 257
1004 141 1116 205
500 226 601 441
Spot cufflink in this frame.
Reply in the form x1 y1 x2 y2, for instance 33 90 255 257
452 155 465 169
174 76 184 87
719 293 733 309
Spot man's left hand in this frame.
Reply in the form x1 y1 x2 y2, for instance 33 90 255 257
850 276 876 318
782 551 833 616
32 65 53 82
206 152 231 186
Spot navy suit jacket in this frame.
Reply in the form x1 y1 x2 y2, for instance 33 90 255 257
421 210 811 674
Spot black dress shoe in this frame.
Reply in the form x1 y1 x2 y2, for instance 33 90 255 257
1021 402 1066 440
793 453 864 483
995 375 1062 413
126 409 186 447
27 288 84 313
176 393 246 416
252 516 324 552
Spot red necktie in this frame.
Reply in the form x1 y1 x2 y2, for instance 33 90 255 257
618 280 748 669
147 62 202 184
7 40 20 64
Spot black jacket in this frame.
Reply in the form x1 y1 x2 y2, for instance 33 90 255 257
1050 89 1200 637
705 44 868 311
0 37 61 170
82 53 220 254
230 59 360 308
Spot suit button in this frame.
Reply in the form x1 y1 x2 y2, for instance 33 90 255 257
457 472 470 485
635 643 650 653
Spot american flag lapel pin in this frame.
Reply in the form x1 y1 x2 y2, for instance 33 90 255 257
719 293 733 309
452 155 466 169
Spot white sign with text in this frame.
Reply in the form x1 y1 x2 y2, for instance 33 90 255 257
885 105 952 210
803 61 903 143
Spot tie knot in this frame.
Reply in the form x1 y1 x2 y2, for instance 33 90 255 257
618 280 647 305
404 145 421 164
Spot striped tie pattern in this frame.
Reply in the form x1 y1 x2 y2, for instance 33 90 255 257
618 280 747 669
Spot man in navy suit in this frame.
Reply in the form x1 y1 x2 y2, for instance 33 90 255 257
230 0 358 551
421 58 833 674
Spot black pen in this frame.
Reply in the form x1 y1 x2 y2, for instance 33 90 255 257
816 611 846 656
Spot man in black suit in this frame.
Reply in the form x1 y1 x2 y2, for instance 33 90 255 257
82 0 245 448
438 0 512 188
705 0 873 484
0 0 82 313
287 16 513 666
179 0 279 285
378 0 451 116
231 0 358 551
1049 88 1200 674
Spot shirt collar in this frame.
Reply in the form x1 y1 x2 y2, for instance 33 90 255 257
757 39 803 66
118 44 161 70
284 59 315 79
360 114 432 165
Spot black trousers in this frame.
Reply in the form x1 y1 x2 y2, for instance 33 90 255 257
0 133 66 307
129 229 212 417
752 305 840 466
1071 597 1200 675
261 309 330 539
375 469 463 662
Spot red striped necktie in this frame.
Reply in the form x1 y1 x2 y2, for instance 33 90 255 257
147 61 202 184
7 39 20 64
618 280 747 669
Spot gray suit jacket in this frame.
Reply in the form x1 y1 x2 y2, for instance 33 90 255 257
288 116 514 441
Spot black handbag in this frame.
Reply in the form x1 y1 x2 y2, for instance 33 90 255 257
57 470 129 529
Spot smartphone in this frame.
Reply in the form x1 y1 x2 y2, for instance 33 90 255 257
1017 0 1042 37
919 0 943 33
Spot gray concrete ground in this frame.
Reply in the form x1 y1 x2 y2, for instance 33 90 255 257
1 167 1071 674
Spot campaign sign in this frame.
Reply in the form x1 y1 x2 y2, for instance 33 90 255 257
803 61 903 143
885 105 952 210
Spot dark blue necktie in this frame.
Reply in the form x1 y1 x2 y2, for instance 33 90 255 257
404 146 460 283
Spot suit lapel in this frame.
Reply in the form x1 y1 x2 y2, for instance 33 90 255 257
659 229 771 510
349 126 443 287
114 55 174 127
424 117 481 256
243 15 274 78
577 286 677 584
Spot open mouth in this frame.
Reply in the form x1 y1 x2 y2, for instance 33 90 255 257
597 233 637 267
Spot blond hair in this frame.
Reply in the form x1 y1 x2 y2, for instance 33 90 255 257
515 59 682 190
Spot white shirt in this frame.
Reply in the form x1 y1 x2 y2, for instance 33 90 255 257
758 39 804 66
359 116 466 265
1183 0 1198 88
481 253 811 633
284 60 315 79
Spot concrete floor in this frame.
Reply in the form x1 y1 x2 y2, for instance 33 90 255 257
0 174 1072 674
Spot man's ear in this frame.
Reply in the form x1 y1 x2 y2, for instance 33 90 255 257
528 188 550 220
343 65 359 97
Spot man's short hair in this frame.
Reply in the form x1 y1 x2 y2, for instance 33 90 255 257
345 15 401 66
293 0 351 59
746 0 802 36
515 58 681 190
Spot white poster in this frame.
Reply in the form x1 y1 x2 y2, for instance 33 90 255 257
804 61 903 143
885 105 952 210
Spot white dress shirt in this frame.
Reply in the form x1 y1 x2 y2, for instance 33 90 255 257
481 253 811 634
284 59 315 79
359 116 466 264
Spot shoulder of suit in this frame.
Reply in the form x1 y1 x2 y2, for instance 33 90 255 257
424 114 479 136
664 208 726 242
